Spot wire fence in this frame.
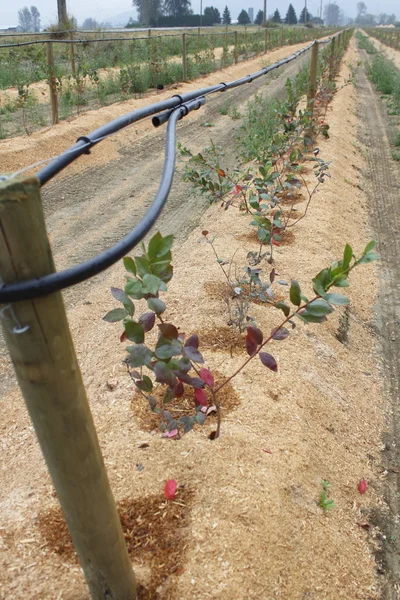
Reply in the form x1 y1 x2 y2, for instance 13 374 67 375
0 30 352 303
0 26 339 140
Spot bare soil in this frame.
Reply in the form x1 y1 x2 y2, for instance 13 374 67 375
0 36 398 600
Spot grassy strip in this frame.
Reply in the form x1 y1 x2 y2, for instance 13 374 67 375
356 31 378 54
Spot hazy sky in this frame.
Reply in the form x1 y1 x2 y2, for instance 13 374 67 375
1 0 398 28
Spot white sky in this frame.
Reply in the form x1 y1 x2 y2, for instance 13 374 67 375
1 0 398 28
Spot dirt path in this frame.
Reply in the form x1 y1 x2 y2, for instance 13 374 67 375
356 46 400 598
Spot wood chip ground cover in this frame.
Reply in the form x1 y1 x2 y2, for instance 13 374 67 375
0 36 395 599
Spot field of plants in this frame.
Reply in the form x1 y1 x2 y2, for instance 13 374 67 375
1 27 400 600
0 26 338 139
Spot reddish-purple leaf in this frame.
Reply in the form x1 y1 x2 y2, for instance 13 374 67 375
176 372 192 385
247 325 263 346
190 377 205 389
174 381 184 398
269 269 276 284
271 327 289 341
158 323 179 339
164 479 177 499
139 312 156 333
209 430 217 440
194 388 208 407
162 429 178 439
358 479 367 495
120 330 127 343
259 352 278 372
246 335 257 357
183 346 204 364
185 334 199 349
263 448 272 454
199 368 215 388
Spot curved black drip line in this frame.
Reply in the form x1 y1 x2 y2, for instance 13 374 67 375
0 33 343 303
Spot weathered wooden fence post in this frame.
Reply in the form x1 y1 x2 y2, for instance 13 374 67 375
306 41 319 138
69 31 76 76
329 36 336 82
182 33 187 81
46 42 59 125
234 30 238 63
264 28 268 54
0 176 137 600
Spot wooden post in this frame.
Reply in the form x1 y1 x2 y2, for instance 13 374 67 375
46 42 59 126
264 28 268 54
306 41 319 135
0 177 137 600
280 27 283 46
148 28 151 37
69 31 76 77
234 30 238 64
182 33 187 81
329 36 336 82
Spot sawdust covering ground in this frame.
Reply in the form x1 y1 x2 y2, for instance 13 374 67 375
0 40 387 599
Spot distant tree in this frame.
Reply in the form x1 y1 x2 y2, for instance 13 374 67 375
238 9 250 24
30 5 40 31
324 1 340 25
203 6 221 23
285 4 297 24
18 7 33 31
299 7 311 23
272 8 281 23
311 16 323 25
81 17 99 29
255 9 264 25
132 0 163 24
222 5 231 24
356 2 367 18
164 0 192 18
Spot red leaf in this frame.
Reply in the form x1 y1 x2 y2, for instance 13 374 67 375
259 352 278 372
263 448 272 454
233 184 242 195
164 479 177 500
174 381 184 398
158 323 179 339
199 368 215 388
120 330 127 342
246 325 263 346
246 335 257 357
271 327 289 341
162 429 178 439
272 239 280 247
358 479 367 495
194 388 208 407
217 169 226 178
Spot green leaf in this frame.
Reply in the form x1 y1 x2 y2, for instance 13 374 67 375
324 293 349 306
143 274 167 295
136 375 153 393
342 244 353 271
154 340 182 360
126 344 152 368
123 256 136 275
297 311 327 324
357 251 380 264
103 308 127 322
125 278 144 299
290 280 301 306
111 287 134 316
147 297 166 314
135 256 151 278
125 321 145 343
363 240 376 255
306 299 334 316
274 301 290 317
312 268 331 296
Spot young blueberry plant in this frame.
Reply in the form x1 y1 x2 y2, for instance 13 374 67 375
105 234 378 441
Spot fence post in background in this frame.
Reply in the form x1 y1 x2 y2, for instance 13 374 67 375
69 31 76 77
0 177 138 600
234 30 238 64
46 42 59 126
280 27 283 46
306 41 319 137
148 28 151 37
182 33 187 81
264 28 268 54
329 36 336 82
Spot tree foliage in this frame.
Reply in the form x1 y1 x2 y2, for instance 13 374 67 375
299 7 312 23
18 6 41 32
132 0 163 25
285 4 297 25
164 0 192 18
324 1 340 25
203 6 221 23
222 5 231 24
255 9 264 25
272 9 281 23
238 9 250 24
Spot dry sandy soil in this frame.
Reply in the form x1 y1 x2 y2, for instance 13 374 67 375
0 34 399 600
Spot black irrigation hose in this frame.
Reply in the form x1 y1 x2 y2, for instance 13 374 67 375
0 33 343 303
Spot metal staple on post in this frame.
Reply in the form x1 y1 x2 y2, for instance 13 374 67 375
46 41 59 125
0 176 138 600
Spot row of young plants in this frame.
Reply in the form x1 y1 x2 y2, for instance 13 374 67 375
357 32 400 160
0 28 339 140
366 27 400 52
103 31 378 445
